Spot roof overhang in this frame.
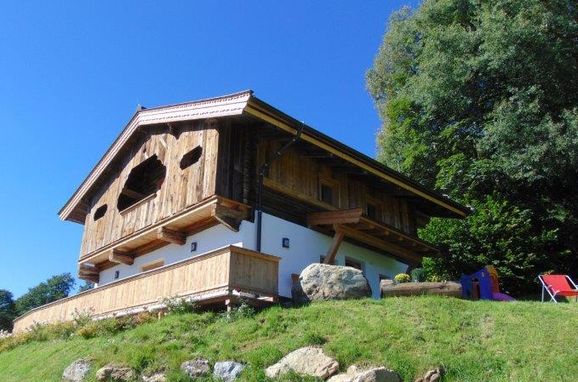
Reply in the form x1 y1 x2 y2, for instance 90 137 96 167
59 90 470 223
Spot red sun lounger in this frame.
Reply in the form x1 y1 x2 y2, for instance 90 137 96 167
539 274 578 303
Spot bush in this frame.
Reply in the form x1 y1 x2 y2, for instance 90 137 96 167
410 268 426 282
161 297 199 315
394 273 411 283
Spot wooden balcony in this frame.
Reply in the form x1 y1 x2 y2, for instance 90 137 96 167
13 246 279 333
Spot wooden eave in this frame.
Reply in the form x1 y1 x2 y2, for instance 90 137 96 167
307 208 440 266
244 96 470 219
77 196 250 278
59 90 469 224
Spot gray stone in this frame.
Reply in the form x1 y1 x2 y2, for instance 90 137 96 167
213 361 245 382
265 346 339 379
62 359 91 382
328 365 401 382
294 264 371 302
141 371 166 382
180 359 210 378
415 367 444 382
95 364 136 382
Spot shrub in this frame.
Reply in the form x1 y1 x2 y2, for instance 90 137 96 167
410 268 426 282
394 273 411 283
161 297 199 315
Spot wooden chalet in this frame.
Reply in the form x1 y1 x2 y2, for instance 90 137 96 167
13 91 469 332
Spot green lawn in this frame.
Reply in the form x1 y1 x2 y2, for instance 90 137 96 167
0 297 576 381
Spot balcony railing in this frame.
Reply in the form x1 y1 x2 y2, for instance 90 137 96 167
13 246 279 333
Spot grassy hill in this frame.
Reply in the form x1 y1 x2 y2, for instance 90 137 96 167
0 297 577 381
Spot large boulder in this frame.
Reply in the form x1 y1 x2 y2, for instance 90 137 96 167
265 346 339 379
294 264 371 302
62 359 91 382
95 364 136 381
328 365 401 382
380 280 461 298
180 359 210 378
213 361 245 382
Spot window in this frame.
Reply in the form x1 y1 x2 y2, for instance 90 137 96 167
93 204 108 221
345 257 363 271
365 194 384 222
114 270 120 280
141 259 164 272
320 255 326 263
117 155 166 212
180 146 203 170
319 178 339 206
366 202 378 220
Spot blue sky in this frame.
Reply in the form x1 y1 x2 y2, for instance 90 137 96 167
0 1 418 297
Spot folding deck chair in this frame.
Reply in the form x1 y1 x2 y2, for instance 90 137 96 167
538 274 578 303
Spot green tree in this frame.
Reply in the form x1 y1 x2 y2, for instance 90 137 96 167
0 290 15 331
15 273 75 316
367 0 578 295
77 280 95 293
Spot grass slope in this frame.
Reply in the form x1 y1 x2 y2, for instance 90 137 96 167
0 297 577 381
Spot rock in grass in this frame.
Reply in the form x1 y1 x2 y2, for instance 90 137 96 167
414 367 444 382
265 346 339 379
62 359 91 382
141 370 167 382
180 359 210 378
328 365 401 382
294 264 371 302
95 364 135 381
213 361 245 381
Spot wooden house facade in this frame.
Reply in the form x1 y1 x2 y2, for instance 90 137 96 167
13 91 468 332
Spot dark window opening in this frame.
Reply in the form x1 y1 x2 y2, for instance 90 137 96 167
180 146 203 170
320 184 334 205
379 274 391 281
366 202 378 220
345 257 363 271
117 155 166 212
93 204 108 221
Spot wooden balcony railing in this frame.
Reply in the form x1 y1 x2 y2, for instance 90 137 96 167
13 246 279 333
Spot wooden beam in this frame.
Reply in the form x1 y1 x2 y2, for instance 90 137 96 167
307 208 363 227
213 205 246 232
109 249 134 265
323 225 345 265
336 225 423 265
78 264 100 283
157 227 186 245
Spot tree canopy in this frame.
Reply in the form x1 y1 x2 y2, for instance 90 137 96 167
14 273 75 316
367 0 578 295
0 290 15 332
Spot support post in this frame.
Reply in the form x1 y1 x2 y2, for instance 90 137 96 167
323 225 345 265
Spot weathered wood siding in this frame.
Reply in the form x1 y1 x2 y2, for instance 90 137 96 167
14 246 279 333
257 140 416 235
81 121 219 258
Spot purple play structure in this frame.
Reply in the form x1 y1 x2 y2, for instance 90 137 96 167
460 266 515 301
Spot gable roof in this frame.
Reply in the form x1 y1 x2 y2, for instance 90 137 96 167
59 90 470 223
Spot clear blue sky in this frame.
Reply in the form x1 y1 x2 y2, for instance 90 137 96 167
0 1 418 297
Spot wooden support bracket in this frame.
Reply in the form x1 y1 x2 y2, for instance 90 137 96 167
109 249 134 265
157 227 186 245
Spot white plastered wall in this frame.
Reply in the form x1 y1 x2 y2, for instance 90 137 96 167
98 213 408 298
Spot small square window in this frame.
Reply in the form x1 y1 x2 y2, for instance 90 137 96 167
191 242 198 252
114 270 120 280
282 238 290 248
